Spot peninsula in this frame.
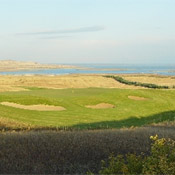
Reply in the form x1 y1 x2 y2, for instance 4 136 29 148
0 60 78 72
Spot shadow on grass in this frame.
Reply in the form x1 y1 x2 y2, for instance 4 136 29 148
72 110 175 129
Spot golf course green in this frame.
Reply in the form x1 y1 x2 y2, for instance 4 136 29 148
0 87 175 129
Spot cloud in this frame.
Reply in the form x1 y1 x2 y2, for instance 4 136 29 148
17 26 105 36
40 35 71 40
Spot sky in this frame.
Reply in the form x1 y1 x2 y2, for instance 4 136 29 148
0 0 175 64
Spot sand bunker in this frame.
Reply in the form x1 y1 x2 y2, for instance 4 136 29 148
128 96 148 101
0 102 65 111
85 103 115 109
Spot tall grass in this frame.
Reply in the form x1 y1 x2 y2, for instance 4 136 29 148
0 126 175 174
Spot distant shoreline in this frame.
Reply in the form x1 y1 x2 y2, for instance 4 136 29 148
0 60 175 76
0 60 80 72
0 60 129 72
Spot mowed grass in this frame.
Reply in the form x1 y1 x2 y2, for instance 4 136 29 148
0 87 175 129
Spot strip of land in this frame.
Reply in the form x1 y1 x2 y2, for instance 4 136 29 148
0 60 78 72
0 60 129 72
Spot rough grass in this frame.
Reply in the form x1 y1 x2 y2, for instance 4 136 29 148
0 74 142 92
0 117 31 131
0 126 175 174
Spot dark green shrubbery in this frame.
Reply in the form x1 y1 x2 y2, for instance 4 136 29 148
105 75 169 89
90 135 175 175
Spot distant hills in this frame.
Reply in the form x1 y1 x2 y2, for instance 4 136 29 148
0 60 77 72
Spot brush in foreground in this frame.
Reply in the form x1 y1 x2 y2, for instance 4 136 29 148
91 135 175 175
0 127 175 174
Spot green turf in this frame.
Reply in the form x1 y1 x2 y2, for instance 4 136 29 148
0 87 175 129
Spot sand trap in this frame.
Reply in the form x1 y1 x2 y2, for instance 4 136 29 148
85 103 115 109
128 96 148 101
0 102 66 111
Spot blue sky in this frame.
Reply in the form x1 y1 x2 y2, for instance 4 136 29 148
0 0 175 64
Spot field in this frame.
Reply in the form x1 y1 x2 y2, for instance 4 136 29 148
1 74 175 174
0 74 144 92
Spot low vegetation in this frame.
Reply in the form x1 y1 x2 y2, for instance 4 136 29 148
121 74 175 88
0 127 175 174
92 135 175 175
105 75 170 89
0 74 140 92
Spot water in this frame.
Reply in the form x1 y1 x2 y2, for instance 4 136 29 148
0 64 175 75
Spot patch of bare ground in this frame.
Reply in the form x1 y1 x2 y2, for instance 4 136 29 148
128 96 148 101
85 103 115 109
0 102 65 111
0 74 144 92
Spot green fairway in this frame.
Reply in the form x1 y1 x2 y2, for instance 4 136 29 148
0 87 175 129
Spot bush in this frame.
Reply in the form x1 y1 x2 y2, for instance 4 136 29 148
105 75 169 89
93 135 175 175
98 154 144 175
143 135 175 175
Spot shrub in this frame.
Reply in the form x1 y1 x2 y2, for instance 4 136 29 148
143 135 175 175
105 75 169 89
94 135 175 175
98 154 144 175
